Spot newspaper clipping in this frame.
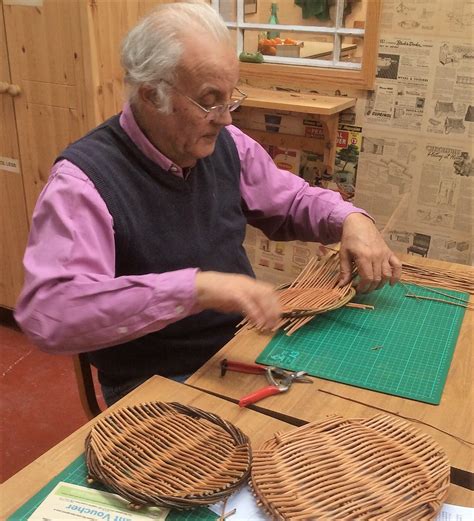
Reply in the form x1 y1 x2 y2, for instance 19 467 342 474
356 137 473 265
426 41 474 139
381 0 474 39
365 37 433 130
355 131 417 230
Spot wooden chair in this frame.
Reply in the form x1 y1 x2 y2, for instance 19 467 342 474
73 353 102 419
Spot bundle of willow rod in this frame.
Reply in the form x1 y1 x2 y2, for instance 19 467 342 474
278 252 355 334
401 261 474 294
240 251 355 336
250 414 450 520
85 402 251 510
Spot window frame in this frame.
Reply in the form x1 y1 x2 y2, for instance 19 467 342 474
212 0 381 90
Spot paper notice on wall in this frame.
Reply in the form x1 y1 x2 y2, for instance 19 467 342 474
4 0 43 5
233 107 308 135
356 134 473 264
299 125 362 201
425 41 474 139
410 142 473 263
268 146 301 175
380 0 474 40
355 130 417 230
333 125 362 200
0 156 20 174
364 37 434 131
244 226 325 286
299 150 325 186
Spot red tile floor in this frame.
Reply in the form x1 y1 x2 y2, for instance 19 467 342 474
0 312 105 483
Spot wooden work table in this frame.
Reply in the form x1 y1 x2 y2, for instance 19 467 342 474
1 376 295 519
299 41 358 59
187 254 473 492
1 377 472 518
1 255 472 516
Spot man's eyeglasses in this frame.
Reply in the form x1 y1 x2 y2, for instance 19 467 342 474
160 80 247 120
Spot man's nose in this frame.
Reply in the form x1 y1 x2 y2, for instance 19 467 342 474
210 107 233 126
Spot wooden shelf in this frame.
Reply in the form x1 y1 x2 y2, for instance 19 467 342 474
238 85 356 175
240 85 355 115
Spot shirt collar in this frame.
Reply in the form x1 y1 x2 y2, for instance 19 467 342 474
119 102 184 177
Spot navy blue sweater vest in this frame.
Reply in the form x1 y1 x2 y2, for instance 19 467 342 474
57 114 254 386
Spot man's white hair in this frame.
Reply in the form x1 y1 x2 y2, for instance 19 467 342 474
121 1 232 112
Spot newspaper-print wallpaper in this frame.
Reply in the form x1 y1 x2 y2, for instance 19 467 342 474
358 0 473 266
240 0 473 283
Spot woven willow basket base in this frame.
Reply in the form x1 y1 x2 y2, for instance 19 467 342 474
85 402 251 509
251 414 450 520
240 249 356 335
276 250 356 335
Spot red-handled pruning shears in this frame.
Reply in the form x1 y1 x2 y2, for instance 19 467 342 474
220 359 312 407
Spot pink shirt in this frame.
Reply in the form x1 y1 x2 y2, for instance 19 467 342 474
15 104 369 354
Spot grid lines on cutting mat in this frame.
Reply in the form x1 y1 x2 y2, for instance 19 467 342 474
257 283 467 404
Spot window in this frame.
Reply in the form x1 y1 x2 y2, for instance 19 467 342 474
212 0 381 90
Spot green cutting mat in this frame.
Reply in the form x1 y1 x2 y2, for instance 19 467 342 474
256 283 468 404
8 454 217 521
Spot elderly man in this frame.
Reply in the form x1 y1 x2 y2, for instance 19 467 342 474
15 2 401 405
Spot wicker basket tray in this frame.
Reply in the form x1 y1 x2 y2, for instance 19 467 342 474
239 248 356 335
251 414 450 520
85 402 252 510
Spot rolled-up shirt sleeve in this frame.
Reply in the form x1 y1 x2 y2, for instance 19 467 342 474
14 161 202 355
228 125 372 244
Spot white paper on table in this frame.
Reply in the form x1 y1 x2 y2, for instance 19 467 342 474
208 485 268 520
209 491 474 521
436 503 474 521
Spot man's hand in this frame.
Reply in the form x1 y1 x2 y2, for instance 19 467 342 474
195 271 281 330
339 213 402 293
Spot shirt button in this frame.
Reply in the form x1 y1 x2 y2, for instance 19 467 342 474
175 305 185 314
169 165 178 173
117 326 128 335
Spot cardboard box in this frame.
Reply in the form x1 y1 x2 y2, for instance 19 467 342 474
276 44 301 58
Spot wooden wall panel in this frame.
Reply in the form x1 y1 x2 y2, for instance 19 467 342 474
8 2 76 85
0 174 30 308
4 0 89 219
84 0 165 120
0 4 29 309
23 104 81 194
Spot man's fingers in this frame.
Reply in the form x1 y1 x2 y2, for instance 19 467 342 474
389 254 403 286
358 254 402 292
250 296 280 330
237 284 281 330
354 256 375 293
337 248 353 287
340 212 402 294
195 271 282 330
376 258 394 290
240 298 261 327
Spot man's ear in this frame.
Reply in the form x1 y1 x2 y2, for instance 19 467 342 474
138 84 159 109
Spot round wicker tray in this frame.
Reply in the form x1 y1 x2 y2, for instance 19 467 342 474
251 414 450 520
85 401 252 510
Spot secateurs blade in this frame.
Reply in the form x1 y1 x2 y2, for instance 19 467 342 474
220 358 312 407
